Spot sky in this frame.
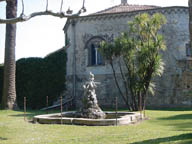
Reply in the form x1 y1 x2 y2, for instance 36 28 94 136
0 0 188 63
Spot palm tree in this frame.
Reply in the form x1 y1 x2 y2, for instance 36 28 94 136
0 0 86 110
1 0 18 109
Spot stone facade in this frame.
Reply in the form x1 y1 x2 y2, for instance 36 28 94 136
64 6 192 108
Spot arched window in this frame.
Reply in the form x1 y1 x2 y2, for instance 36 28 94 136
86 36 105 66
186 43 192 57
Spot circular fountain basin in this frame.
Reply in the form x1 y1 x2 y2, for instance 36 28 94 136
33 111 143 126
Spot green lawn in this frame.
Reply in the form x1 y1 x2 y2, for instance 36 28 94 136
0 109 192 144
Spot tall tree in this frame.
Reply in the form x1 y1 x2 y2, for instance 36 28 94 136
0 0 86 109
1 0 18 109
100 13 166 111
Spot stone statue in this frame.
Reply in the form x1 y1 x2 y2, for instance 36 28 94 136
82 72 98 108
76 72 106 119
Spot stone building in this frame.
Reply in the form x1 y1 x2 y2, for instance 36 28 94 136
63 0 192 108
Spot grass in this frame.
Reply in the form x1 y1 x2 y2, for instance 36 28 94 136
0 109 192 144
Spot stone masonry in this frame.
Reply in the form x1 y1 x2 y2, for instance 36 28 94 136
63 5 192 108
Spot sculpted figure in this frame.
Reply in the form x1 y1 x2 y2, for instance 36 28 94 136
76 72 106 119
82 72 98 107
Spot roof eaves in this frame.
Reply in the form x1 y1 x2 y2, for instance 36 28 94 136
63 6 188 32
85 6 188 18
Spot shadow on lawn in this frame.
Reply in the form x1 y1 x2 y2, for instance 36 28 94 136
8 110 45 119
9 113 35 118
131 133 192 144
0 137 8 141
9 110 60 119
147 107 192 111
157 114 192 131
158 114 192 120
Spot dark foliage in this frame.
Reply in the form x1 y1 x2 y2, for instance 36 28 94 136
0 49 67 109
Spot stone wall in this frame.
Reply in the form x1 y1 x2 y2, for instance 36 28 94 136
65 7 192 108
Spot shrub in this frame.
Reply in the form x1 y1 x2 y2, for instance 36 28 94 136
15 49 67 109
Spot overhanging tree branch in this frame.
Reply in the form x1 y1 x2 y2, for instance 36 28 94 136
1 0 86 110
60 0 64 12
46 0 49 11
0 9 85 24
21 0 24 14
0 0 86 24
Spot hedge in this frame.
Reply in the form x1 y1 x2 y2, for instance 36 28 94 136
0 49 66 109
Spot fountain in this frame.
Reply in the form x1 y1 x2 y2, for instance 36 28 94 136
75 72 106 119
33 72 143 126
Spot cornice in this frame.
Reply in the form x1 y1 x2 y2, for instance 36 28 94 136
80 6 188 22
63 6 188 32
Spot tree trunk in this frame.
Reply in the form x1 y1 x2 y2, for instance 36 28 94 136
189 0 192 54
1 0 18 109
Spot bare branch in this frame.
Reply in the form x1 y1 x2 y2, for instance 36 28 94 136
21 0 24 14
81 0 87 13
0 0 87 24
83 0 85 8
79 0 86 13
0 10 84 24
46 0 48 11
60 0 63 12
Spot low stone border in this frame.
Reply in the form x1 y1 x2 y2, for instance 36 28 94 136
33 111 143 126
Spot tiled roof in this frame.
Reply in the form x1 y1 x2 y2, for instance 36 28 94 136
92 3 160 15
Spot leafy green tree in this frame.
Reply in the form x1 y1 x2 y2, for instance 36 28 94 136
100 13 166 111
